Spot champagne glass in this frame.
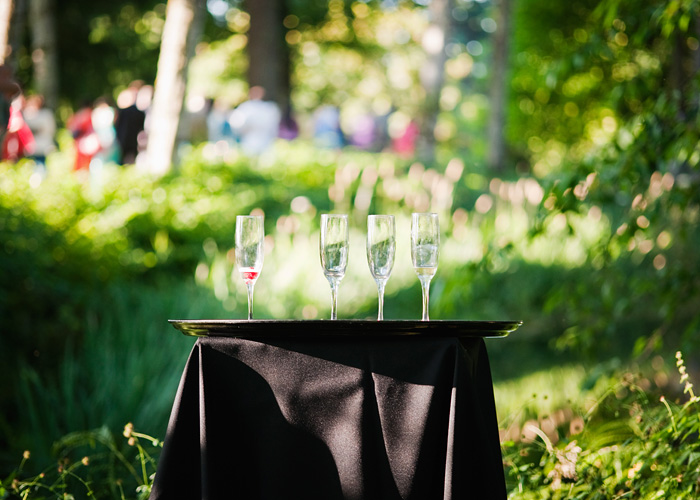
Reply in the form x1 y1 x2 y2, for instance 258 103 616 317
411 213 439 321
320 214 349 320
235 215 264 320
366 215 395 321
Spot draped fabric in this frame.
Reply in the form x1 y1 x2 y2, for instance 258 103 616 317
150 335 506 500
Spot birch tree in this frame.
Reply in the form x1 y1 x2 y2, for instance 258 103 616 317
0 0 14 63
146 0 205 174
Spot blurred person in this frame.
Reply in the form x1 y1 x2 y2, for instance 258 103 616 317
135 84 153 163
67 100 100 171
372 111 390 152
2 93 35 162
115 81 146 165
392 119 419 158
313 105 344 149
87 97 119 189
228 86 281 156
185 93 209 144
23 94 56 173
0 65 21 145
91 96 119 165
206 97 235 145
349 112 376 150
278 105 299 141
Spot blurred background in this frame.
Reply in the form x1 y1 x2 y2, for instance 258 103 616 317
1 0 699 497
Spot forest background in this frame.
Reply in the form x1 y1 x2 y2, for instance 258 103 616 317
1 0 700 498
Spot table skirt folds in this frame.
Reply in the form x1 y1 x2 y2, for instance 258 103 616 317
150 335 506 500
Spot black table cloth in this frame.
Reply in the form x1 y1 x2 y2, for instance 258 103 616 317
150 328 507 500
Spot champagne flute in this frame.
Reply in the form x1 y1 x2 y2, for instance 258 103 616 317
320 214 349 320
411 213 439 321
366 215 395 321
235 215 264 320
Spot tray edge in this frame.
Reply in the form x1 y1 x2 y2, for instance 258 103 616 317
168 319 523 339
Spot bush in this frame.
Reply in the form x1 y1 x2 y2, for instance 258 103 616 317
503 351 700 499
1 424 161 500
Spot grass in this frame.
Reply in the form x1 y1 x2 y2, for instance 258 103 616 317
5 280 215 473
501 352 700 499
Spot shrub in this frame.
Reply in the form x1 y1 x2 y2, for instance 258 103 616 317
0 424 160 500
503 351 700 499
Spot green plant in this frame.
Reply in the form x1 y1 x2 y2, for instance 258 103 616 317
510 0 700 357
503 351 700 499
0 424 161 500
4 280 216 471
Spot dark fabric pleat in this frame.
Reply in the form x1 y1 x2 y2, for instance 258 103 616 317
150 336 505 500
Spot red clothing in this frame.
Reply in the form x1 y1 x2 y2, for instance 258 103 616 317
68 107 100 171
2 106 35 161
392 120 419 158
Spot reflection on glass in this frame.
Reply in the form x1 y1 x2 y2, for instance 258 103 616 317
411 212 439 321
320 214 349 320
367 215 395 321
235 215 264 320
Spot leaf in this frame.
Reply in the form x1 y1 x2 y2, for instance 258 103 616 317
586 419 636 449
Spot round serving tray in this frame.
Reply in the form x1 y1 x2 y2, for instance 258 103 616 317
168 319 522 338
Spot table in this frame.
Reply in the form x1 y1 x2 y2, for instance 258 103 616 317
150 320 520 500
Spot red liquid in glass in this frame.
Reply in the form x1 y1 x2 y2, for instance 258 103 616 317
239 268 259 284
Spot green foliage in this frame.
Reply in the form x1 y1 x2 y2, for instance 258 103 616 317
53 0 164 106
503 351 700 499
509 0 700 356
1 425 160 500
7 281 204 468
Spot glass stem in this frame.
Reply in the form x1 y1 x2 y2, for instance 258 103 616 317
330 280 339 320
246 282 255 320
376 280 386 321
419 277 431 321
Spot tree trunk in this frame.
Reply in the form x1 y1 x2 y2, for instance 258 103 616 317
146 0 205 175
0 0 13 64
29 0 59 110
418 0 452 162
246 0 287 112
487 0 511 172
8 0 27 71
175 0 206 145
